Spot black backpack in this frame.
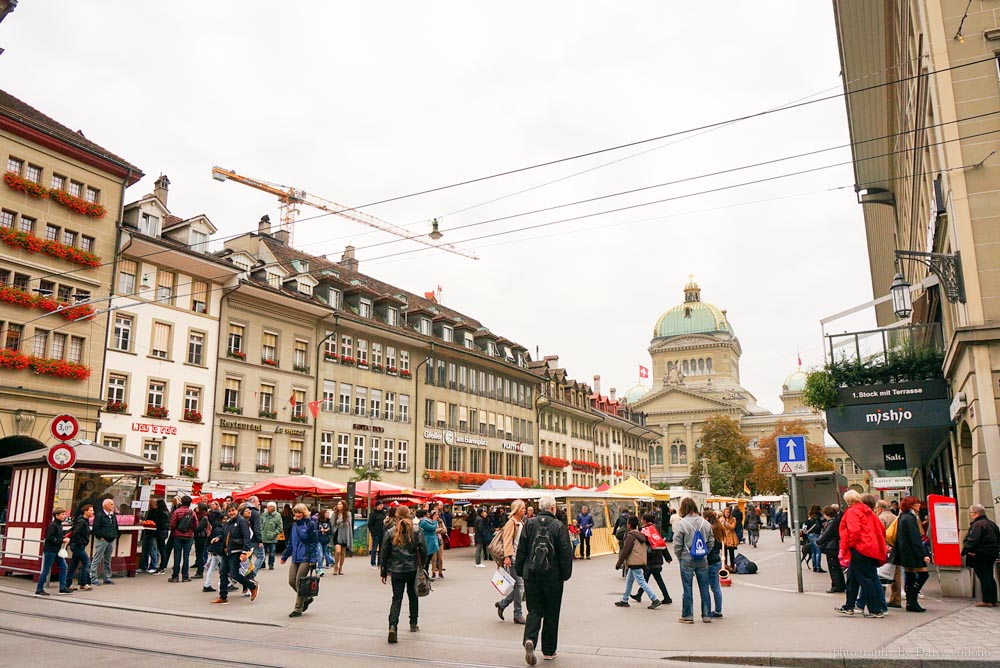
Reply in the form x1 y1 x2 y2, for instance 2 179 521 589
176 510 193 534
526 517 555 577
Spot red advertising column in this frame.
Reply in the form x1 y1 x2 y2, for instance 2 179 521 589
926 494 962 568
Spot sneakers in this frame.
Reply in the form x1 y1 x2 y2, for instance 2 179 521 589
835 606 854 616
614 600 630 607
210 597 229 605
167 577 179 583
863 611 885 618
103 579 115 585
648 599 662 609
475 564 486 568
250 582 261 602
702 617 713 623
712 612 724 618
524 639 537 666
388 625 397 644
34 590 51 597
147 569 157 574
289 611 302 618
630 593 642 603
203 586 216 593
182 578 192 583
242 591 252 597
57 589 73 595
496 601 505 620
409 624 419 632
677 617 694 624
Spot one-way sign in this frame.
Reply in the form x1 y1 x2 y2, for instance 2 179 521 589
777 434 808 474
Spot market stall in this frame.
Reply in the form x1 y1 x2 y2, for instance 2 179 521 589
231 474 346 502
0 443 159 579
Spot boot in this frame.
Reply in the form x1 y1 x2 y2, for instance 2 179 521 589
904 572 925 612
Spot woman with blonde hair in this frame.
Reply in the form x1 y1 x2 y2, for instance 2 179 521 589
380 505 427 643
280 503 319 618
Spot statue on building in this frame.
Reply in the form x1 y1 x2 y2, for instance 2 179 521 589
665 364 685 386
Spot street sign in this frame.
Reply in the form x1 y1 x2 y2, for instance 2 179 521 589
50 414 79 441
777 434 808 474
47 442 77 470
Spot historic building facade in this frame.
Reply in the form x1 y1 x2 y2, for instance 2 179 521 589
99 176 241 479
0 89 141 464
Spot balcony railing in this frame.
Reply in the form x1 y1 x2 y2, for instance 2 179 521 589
823 322 944 385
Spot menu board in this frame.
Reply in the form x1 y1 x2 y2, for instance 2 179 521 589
932 502 959 544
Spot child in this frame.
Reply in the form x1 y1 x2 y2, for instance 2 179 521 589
36 507 71 596
569 519 581 559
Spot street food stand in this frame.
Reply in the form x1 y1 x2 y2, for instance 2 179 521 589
0 442 159 579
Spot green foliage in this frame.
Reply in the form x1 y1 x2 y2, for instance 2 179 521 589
800 346 944 410
349 466 382 482
750 420 833 494
679 414 753 497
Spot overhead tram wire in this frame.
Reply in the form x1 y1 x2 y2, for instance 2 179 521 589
25 53 998 286
358 129 1000 263
349 115 1000 254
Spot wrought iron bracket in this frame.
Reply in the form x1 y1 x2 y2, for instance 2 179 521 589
894 250 966 304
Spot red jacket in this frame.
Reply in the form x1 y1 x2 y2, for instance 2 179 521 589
838 503 887 565
169 505 197 539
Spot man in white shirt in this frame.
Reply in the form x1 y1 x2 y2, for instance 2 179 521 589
496 499 527 624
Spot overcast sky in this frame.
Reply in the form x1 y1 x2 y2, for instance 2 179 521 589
3 1 878 415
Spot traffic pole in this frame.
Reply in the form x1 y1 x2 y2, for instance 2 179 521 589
789 473 802 593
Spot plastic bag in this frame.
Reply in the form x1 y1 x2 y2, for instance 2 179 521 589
491 567 515 597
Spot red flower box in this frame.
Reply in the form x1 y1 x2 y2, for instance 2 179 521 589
539 456 569 468
0 349 91 379
0 226 101 269
183 409 202 423
4 172 107 218
105 400 128 413
146 405 169 419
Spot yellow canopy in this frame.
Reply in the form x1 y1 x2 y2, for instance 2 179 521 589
607 476 671 500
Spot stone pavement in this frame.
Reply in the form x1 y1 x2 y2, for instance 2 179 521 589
2 528 997 666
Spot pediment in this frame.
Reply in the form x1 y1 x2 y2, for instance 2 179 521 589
634 386 739 412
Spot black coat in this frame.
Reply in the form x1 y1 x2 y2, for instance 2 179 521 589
70 515 91 548
962 514 1000 565
206 520 226 556
514 510 573 583
43 518 66 552
816 512 843 554
890 510 928 568
93 510 119 541
221 515 252 554
380 524 427 577
367 508 387 536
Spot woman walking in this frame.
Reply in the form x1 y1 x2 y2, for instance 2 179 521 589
140 502 161 574
316 508 334 575
381 506 427 643
67 503 94 591
836 491 887 618
577 505 594 560
720 506 738 570
433 509 447 578
473 507 493 568
703 509 725 618
332 500 352 575
816 505 845 593
202 509 225 593
745 505 761 548
892 495 931 613
803 505 825 572
417 509 441 579
280 503 319 618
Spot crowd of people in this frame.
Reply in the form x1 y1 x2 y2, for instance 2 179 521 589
32 490 1000 666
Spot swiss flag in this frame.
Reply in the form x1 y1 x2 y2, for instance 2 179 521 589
639 365 649 379
307 400 322 419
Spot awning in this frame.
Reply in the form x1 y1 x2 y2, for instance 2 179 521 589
0 442 159 474
232 475 346 501
607 476 671 500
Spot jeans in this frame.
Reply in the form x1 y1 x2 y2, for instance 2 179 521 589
388 570 419 627
706 560 723 614
172 537 193 579
679 558 711 620
845 550 885 613
289 560 316 613
67 544 91 586
824 551 846 591
634 566 670 602
972 559 999 604
524 578 564 658
580 535 591 558
264 542 278 569
370 532 383 566
203 554 221 588
475 542 490 565
36 550 67 593
219 553 257 600
622 566 658 602
194 535 207 574
140 532 159 571
807 534 823 569
498 565 524 618
90 538 114 583
318 540 334 568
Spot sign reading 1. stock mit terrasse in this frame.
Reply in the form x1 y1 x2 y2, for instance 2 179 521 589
835 379 948 406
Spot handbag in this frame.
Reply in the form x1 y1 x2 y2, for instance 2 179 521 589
415 542 432 597
57 547 68 559
491 567 515 597
297 565 320 597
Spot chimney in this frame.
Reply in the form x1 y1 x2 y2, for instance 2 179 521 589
273 229 289 245
593 375 601 395
258 215 271 235
153 174 170 207
610 388 617 402
339 245 359 272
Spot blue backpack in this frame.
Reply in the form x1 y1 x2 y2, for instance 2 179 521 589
685 518 709 559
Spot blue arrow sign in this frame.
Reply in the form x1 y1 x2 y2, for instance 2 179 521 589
776 434 808 474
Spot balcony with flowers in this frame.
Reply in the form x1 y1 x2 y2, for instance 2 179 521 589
223 405 242 415
423 469 533 487
539 455 569 469
258 409 277 419
226 348 246 361
323 351 339 363
261 356 279 367
4 172 108 219
0 284 95 321
255 464 275 473
220 461 239 471
0 349 91 380
571 459 601 473
290 415 308 424
340 355 356 366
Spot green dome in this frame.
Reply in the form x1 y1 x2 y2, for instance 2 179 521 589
623 383 650 404
783 370 808 393
653 280 733 339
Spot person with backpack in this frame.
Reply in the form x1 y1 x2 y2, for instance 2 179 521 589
493 499 527 623
416 509 440 579
381 505 427 642
168 495 196 583
816 505 845 594
630 512 673 605
803 505 826 573
281 503 320 618
193 502 210 578
673 497 714 624
614 515 662 609
744 505 760 548
576 506 594 560
515 494 573 666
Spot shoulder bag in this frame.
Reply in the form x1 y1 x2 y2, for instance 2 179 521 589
415 538 433 597
297 564 321 597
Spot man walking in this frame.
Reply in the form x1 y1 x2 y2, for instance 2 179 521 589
962 504 1000 607
876 499 902 608
732 504 744 544
495 499 527 624
614 515 661 609
368 501 387 569
90 498 118 585
168 495 196 582
261 502 283 570
210 503 260 605
576 505 594 560
515 494 573 665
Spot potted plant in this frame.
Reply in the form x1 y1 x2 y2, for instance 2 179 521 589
324 351 338 362
255 464 274 473
227 349 246 360
182 409 202 423
146 405 169 419
261 357 279 367
290 415 308 424
293 364 309 373
258 409 277 419
399 369 412 378
105 400 128 414
179 464 199 478
223 406 242 415
220 461 239 471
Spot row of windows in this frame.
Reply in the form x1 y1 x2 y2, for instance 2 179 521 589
0 209 97 253
423 444 532 479
0 319 85 362
650 439 703 466
219 432 307 472
317 432 409 470
222 377 308 419
106 373 204 418
422 399 534 443
320 380 411 422
0 269 91 305
112 315 207 364
117 261 210 314
424 357 533 408
102 436 199 468
322 332 411 373
6 155 100 203
667 358 714 376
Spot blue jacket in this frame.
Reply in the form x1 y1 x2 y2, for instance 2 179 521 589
282 518 319 564
418 518 439 555
577 512 594 538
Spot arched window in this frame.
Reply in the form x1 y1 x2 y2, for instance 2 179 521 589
679 444 688 464
706 358 713 374
656 445 663 465
836 458 844 475
682 360 690 375
698 359 705 374
670 444 679 465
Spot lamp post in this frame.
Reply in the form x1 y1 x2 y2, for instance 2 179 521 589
892 250 966 319
533 392 550 487
412 352 432 489
890 272 912 319
311 320 338 476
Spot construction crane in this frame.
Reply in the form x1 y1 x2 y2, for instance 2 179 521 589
211 166 478 260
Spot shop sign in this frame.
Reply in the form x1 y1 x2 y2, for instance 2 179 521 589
826 398 951 433
455 434 488 447
219 418 262 432
872 476 913 489
132 422 179 435
276 427 307 436
501 440 530 453
882 443 907 470
835 379 948 407
423 429 443 441
353 423 385 433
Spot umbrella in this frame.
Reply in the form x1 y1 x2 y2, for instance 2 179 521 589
232 475 346 501
352 480 436 498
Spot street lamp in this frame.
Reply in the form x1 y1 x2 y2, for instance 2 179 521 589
890 272 912 319
892 250 966 319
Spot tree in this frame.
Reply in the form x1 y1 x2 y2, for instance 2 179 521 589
680 414 753 497
349 466 382 483
749 419 833 494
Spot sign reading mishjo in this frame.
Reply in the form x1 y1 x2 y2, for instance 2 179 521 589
865 407 915 426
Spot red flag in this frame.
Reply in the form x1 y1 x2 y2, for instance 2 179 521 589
307 400 321 419
638 365 649 379
288 391 297 409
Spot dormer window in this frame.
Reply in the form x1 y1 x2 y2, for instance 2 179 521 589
140 213 160 236
298 280 313 296
487 341 498 357
441 325 453 343
327 287 342 308
386 307 398 326
190 230 208 252
419 318 431 336
267 272 281 289
360 298 372 318
231 255 251 272
464 333 474 349
684 307 692 318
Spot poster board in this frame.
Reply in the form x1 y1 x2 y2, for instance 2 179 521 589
927 494 961 568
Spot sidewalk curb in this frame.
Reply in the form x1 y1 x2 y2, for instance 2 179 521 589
661 651 996 667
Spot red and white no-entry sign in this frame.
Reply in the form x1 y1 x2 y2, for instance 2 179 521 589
50 414 80 441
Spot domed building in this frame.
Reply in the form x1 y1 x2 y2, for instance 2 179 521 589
626 279 843 486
